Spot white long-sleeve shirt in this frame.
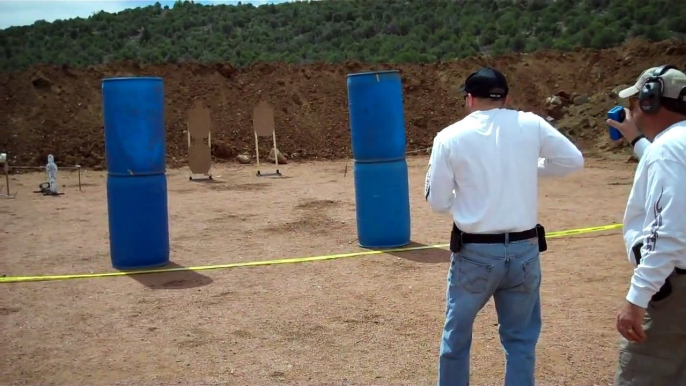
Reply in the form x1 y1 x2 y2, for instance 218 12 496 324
424 108 584 234
623 120 686 308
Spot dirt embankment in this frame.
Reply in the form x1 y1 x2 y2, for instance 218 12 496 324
1 38 685 169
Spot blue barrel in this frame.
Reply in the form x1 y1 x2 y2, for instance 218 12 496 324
102 77 166 176
102 77 169 269
347 69 411 248
106 174 170 270
347 70 407 162
353 160 411 248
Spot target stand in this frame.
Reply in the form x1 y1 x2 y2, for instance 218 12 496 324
0 153 16 199
253 101 282 177
33 182 64 196
186 101 214 181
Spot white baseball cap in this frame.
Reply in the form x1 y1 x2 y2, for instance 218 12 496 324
618 66 686 101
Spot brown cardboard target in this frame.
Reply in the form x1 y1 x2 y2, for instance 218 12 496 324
187 100 211 139
253 101 275 137
188 143 211 174
187 100 212 175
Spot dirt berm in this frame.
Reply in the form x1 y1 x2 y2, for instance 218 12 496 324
1 38 685 169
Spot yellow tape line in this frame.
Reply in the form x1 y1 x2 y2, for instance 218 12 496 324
0 223 622 284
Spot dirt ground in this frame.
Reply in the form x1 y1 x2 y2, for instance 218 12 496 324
1 154 638 386
2 38 685 169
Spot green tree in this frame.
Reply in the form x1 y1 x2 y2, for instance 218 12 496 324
0 0 683 72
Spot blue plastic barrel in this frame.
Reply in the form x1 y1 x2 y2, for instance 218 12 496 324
102 76 170 269
353 160 411 248
106 174 170 270
347 70 407 162
347 70 412 248
102 77 166 176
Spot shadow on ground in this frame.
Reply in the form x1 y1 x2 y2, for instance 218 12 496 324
257 174 294 180
380 242 450 264
127 262 214 290
190 178 225 184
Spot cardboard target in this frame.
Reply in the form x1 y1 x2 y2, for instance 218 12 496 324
252 100 282 177
186 100 214 180
253 101 275 137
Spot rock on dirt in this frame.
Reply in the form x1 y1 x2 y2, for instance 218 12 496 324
573 95 589 105
268 148 287 164
211 140 234 161
236 154 251 164
545 95 567 120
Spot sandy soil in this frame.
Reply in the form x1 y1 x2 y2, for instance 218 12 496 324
1 155 638 386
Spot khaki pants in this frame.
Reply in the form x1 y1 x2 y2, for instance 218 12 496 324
614 271 686 386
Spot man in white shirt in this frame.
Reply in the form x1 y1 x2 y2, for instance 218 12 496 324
425 67 584 386
605 65 686 386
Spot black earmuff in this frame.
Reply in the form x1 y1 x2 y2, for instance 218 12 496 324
638 64 677 115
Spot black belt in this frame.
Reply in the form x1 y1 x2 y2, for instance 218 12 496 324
677 268 686 275
450 223 547 253
460 227 538 244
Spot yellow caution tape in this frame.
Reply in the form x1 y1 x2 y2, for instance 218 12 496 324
0 223 623 284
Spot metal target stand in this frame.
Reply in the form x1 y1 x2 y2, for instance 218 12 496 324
254 130 282 177
253 101 283 178
33 182 65 196
0 152 84 198
0 153 16 199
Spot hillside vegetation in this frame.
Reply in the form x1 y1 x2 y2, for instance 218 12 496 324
1 0 685 71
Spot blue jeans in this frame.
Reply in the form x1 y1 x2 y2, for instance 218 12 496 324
437 238 542 386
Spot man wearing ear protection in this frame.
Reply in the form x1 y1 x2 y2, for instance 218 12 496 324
426 67 584 386
606 65 686 385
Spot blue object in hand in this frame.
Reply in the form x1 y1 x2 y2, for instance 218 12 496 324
607 106 625 141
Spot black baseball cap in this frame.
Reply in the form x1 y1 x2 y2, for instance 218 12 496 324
460 67 509 99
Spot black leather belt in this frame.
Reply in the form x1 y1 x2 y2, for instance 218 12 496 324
461 227 538 244
677 267 686 275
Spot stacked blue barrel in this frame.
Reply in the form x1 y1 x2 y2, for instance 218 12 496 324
346 70 411 248
101 77 170 270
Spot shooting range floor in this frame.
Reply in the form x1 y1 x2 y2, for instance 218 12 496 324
1 155 637 386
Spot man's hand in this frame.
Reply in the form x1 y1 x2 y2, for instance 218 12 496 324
606 107 642 143
616 300 647 342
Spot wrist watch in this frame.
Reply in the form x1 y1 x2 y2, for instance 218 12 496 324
630 135 646 149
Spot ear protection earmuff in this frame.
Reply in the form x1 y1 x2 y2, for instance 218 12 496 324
638 64 677 115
